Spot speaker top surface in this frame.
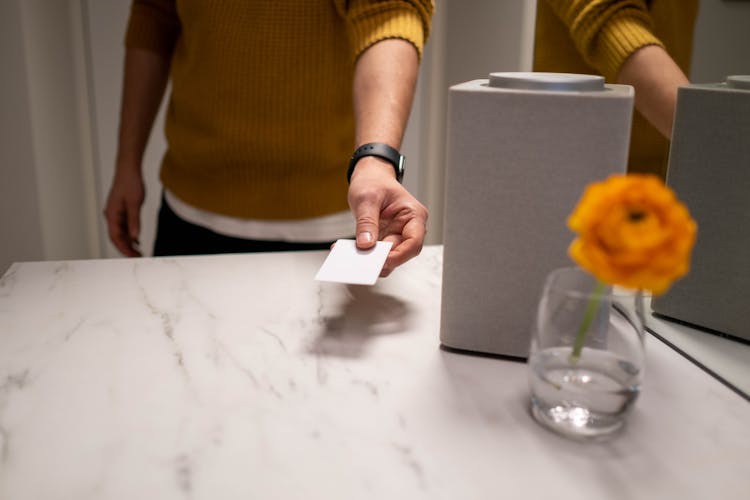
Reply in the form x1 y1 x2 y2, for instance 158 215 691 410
488 72 605 92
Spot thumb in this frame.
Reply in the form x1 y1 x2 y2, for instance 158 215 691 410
353 200 380 250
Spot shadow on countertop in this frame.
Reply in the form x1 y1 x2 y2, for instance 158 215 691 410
309 284 413 358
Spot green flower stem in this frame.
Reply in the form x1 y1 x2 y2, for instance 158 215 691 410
570 280 608 363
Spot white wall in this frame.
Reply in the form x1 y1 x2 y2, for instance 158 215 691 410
0 0 99 275
0 0 44 273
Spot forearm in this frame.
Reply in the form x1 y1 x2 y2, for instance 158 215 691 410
616 44 688 139
115 47 171 173
352 38 418 153
349 38 419 185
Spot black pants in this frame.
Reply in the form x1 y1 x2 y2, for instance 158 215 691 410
153 196 337 256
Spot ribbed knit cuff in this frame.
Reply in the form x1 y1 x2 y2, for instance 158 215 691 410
595 14 664 81
124 2 180 56
347 7 428 61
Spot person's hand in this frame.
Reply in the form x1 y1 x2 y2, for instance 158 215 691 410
103 165 145 257
348 156 428 276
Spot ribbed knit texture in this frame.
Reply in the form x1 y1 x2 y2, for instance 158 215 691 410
534 0 698 179
126 0 432 220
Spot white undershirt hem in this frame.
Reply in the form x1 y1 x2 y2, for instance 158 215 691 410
164 190 355 242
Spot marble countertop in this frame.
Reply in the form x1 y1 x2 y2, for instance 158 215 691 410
1 246 748 500
645 304 750 399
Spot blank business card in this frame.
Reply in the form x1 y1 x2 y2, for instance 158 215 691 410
314 239 393 285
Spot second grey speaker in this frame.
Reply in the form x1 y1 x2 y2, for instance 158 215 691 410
651 76 750 342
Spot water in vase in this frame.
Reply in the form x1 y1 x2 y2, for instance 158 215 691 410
529 346 641 439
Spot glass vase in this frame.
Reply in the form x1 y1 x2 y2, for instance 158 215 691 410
528 267 646 440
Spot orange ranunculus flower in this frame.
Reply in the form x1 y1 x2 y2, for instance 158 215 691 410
567 174 697 295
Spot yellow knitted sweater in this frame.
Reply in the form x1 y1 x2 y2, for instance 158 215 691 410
534 0 698 179
125 0 432 220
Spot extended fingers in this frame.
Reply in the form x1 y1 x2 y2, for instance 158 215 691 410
380 213 427 276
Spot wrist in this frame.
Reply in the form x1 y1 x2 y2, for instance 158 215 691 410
349 156 398 182
115 157 143 173
114 164 144 182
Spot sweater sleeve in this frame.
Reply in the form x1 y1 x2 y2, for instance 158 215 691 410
336 0 434 61
124 0 181 57
542 0 664 81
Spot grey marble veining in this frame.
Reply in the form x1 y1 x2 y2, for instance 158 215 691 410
0 247 748 500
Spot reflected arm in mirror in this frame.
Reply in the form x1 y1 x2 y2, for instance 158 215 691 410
616 44 690 140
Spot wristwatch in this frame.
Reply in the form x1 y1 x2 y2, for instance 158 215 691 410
347 142 405 184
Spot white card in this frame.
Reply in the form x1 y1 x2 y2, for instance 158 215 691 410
314 239 393 285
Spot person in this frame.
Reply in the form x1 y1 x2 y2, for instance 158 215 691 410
533 0 699 179
103 0 433 277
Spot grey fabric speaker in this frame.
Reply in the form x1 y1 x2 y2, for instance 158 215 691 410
440 72 634 358
651 76 750 342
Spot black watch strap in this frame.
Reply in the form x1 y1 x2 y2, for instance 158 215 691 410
347 142 405 184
